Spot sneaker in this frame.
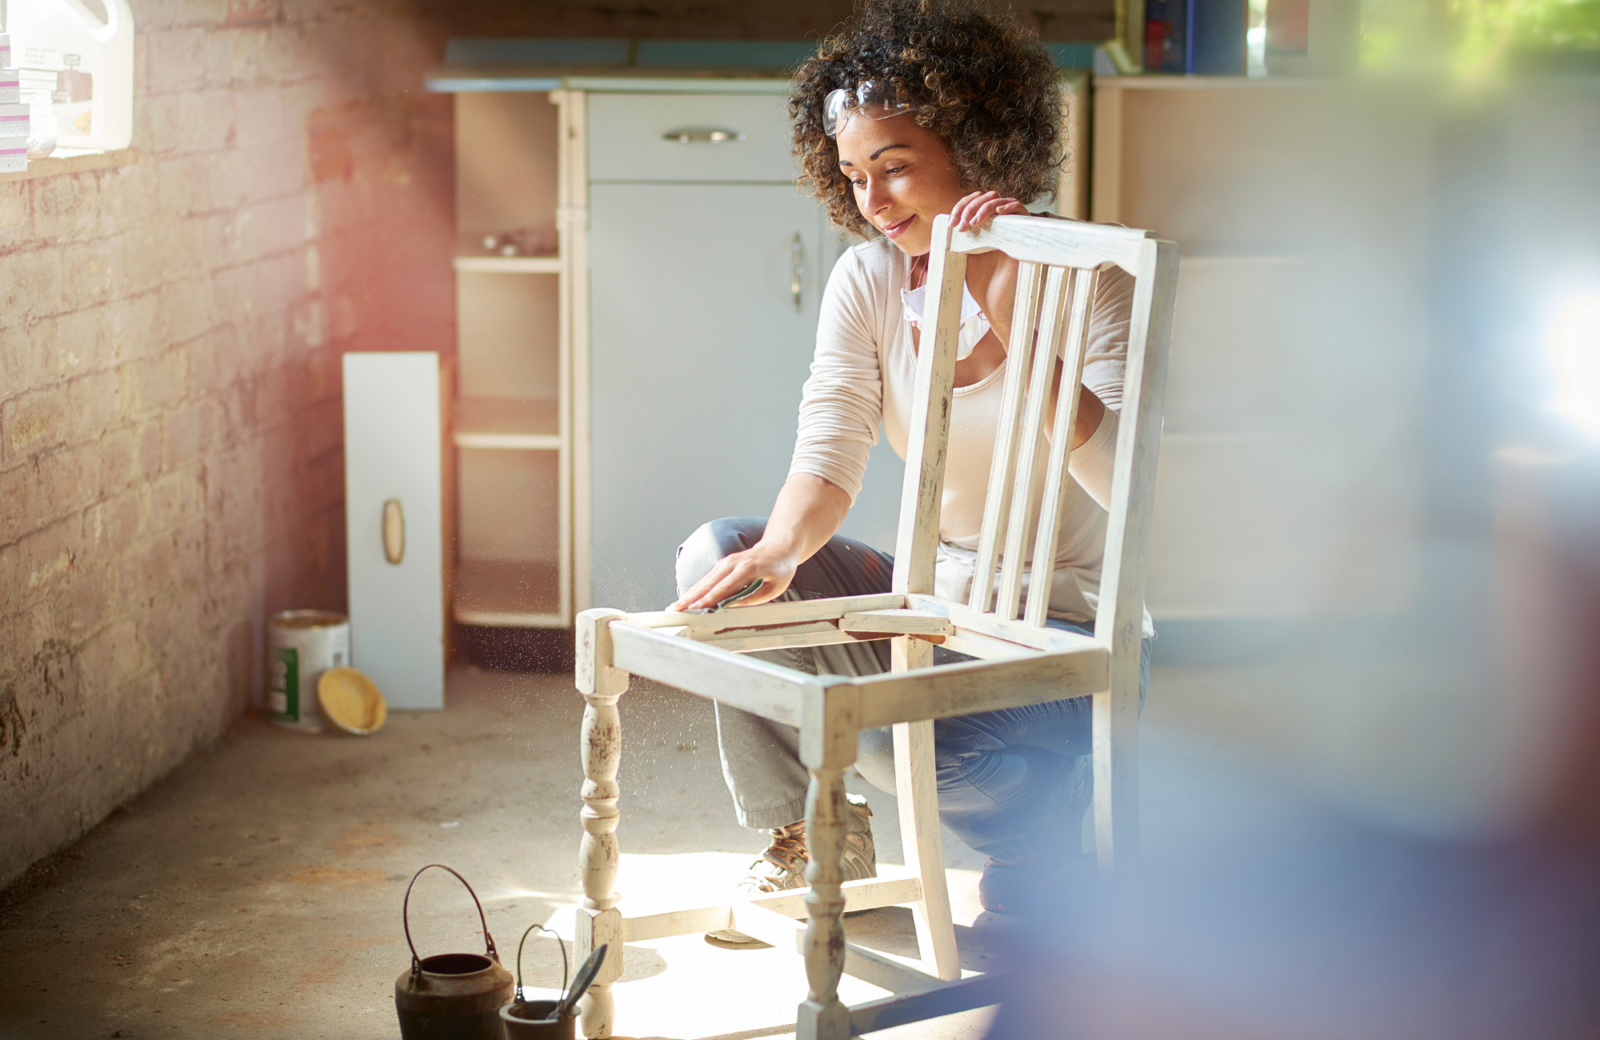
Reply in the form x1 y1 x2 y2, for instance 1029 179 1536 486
705 794 876 947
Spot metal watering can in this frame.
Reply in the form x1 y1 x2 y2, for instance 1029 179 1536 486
394 865 515 1040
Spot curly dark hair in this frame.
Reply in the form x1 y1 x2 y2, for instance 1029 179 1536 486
790 0 1061 239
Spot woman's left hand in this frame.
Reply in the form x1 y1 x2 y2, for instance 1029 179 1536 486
949 190 1028 233
947 191 1026 350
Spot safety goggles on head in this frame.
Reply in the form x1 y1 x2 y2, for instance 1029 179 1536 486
822 80 916 138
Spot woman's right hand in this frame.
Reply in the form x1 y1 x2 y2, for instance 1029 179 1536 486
669 541 798 612
670 473 851 612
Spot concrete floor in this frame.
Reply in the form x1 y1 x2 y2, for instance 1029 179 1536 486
0 663 1286 1040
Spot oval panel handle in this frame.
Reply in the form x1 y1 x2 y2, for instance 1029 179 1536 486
662 128 745 144
791 233 803 313
382 499 405 565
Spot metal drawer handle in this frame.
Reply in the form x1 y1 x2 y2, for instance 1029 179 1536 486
791 233 803 313
662 129 746 144
382 499 405 565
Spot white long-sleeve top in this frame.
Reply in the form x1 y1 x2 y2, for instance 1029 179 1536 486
789 236 1142 628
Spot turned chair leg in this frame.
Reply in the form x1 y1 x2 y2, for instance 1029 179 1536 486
576 611 629 1038
799 762 852 1040
797 684 859 1040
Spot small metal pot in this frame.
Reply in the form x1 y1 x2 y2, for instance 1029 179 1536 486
500 923 574 1040
394 865 514 1040
500 999 576 1040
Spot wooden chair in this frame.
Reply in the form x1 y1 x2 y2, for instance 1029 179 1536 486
573 214 1179 1040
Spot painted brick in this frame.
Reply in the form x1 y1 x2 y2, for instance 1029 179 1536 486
161 398 215 470
105 293 166 367
160 276 220 344
147 467 207 535
67 370 124 447
83 489 146 570
52 564 113 640
146 28 215 94
3 389 69 463
173 88 238 155
31 175 105 242
128 350 188 416
233 87 287 148
0 321 56 398
33 442 98 523
96 424 142 498
59 236 127 309
16 517 79 598
0 190 31 236
77 618 141 696
118 535 177 607
0 465 36 544
53 304 111 376
185 326 237 397
4 248 64 321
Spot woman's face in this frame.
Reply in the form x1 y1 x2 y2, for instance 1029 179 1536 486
835 109 966 257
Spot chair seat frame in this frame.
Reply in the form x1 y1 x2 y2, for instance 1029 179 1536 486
573 215 1179 1039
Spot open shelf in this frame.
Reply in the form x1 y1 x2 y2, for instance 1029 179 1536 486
454 254 561 274
454 559 563 627
454 397 560 450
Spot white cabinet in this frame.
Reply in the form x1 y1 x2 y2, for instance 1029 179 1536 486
343 352 446 709
586 182 903 611
580 95 905 612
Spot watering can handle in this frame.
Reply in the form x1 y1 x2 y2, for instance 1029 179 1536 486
402 864 499 974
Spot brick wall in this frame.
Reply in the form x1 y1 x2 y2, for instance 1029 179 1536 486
0 0 455 889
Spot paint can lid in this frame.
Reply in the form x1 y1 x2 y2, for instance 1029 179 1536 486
317 667 388 735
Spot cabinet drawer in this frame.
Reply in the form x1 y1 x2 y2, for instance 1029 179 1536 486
588 93 799 183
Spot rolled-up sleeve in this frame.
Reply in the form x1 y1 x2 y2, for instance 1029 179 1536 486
788 249 884 504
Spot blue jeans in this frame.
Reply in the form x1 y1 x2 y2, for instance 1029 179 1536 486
676 517 1152 862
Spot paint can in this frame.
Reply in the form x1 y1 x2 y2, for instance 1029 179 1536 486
267 610 350 732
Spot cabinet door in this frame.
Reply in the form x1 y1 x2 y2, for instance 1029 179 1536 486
588 183 902 611
343 352 445 709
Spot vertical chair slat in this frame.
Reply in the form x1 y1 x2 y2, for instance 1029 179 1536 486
968 261 1046 614
1023 266 1099 627
994 266 1073 620
892 217 969 596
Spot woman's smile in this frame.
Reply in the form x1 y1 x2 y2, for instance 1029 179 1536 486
881 214 914 238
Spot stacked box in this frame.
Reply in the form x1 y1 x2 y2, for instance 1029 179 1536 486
0 101 28 173
0 35 10 69
0 68 19 105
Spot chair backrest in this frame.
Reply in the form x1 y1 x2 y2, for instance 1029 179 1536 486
889 214 1179 652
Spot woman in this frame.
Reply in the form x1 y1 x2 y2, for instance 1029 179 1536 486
671 0 1152 923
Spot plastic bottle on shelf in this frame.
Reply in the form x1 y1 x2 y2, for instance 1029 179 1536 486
5 0 133 152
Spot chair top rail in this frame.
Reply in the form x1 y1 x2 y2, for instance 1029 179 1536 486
947 213 1152 275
